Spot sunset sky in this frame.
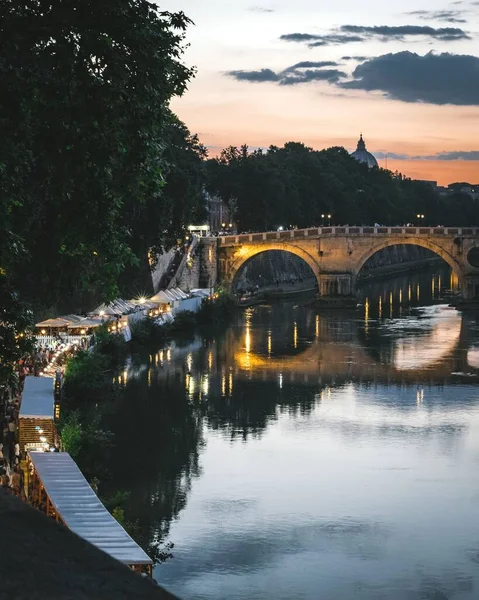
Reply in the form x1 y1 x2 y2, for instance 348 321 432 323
162 0 479 185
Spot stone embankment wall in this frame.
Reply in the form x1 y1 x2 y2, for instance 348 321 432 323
358 245 440 278
151 248 176 293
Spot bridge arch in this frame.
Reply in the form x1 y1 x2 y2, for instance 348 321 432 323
352 237 465 286
227 243 321 291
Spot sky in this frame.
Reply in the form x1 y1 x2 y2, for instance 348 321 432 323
161 0 479 185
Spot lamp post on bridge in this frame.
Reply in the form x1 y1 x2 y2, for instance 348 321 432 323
327 214 332 227
321 214 325 227
416 213 425 227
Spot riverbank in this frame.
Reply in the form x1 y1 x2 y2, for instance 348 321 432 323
55 292 235 563
358 257 443 283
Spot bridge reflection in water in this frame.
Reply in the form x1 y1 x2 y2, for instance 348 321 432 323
134 266 479 398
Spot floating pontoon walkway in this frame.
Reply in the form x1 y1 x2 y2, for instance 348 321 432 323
29 451 152 573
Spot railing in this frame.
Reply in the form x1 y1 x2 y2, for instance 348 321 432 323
36 335 93 348
218 226 479 245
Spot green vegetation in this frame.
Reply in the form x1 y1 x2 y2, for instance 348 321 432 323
130 294 236 347
0 1 206 389
206 143 478 230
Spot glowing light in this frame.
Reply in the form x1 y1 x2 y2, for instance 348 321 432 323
139 297 146 305
123 370 128 383
408 284 412 302
221 374 226 396
80 329 86 335
417 283 420 301
208 351 213 370
245 327 251 354
278 373 283 389
99 310 105 317
40 436 46 443
378 296 382 318
167 348 171 361
293 322 298 349
364 298 369 334
315 314 319 339
267 331 272 356
41 329 46 335
202 375 209 396
229 372 233 395
432 277 435 296
187 353 193 371
399 289 403 304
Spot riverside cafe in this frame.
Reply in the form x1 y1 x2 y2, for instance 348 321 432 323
27 451 153 575
35 314 103 347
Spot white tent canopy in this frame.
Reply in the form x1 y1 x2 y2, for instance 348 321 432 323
20 376 55 419
29 452 152 566
150 288 188 304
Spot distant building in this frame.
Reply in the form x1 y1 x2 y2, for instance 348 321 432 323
448 183 479 200
351 134 378 168
415 180 438 189
205 191 233 232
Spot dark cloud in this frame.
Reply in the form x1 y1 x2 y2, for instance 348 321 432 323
340 51 479 105
281 69 347 84
406 10 467 23
342 55 368 61
280 32 364 46
228 68 279 82
375 150 479 160
284 60 339 70
280 25 470 47
227 62 346 85
340 24 470 40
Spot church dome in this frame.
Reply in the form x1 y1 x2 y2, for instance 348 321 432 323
351 134 378 168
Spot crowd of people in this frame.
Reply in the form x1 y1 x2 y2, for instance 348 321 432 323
0 390 24 497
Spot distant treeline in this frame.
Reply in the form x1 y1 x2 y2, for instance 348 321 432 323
205 143 477 232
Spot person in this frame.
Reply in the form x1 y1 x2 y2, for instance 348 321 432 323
14 443 21 465
10 466 22 497
0 442 3 461
8 417 16 445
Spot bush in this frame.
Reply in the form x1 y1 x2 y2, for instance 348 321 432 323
130 318 169 347
93 325 128 366
170 310 197 335
64 349 112 403
197 293 235 325
59 410 83 459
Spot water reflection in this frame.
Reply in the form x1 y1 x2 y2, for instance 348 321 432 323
104 267 479 599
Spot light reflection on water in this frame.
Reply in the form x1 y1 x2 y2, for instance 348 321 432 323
110 267 479 599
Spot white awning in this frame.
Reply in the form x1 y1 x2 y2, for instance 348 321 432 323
20 376 55 419
29 452 152 566
150 287 188 304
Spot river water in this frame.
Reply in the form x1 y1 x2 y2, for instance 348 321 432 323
108 267 479 599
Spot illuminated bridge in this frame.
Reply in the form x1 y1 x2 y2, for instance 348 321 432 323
206 226 479 299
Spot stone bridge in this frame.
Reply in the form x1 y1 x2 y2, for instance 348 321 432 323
208 226 479 299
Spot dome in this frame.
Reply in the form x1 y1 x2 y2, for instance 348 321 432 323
351 134 378 168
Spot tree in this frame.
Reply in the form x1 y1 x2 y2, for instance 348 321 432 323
206 142 478 231
0 274 34 392
0 0 194 312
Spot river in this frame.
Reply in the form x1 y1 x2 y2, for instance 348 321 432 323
106 266 479 599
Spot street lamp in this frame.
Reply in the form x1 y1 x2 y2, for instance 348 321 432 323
321 214 325 226
416 213 425 226
327 214 332 226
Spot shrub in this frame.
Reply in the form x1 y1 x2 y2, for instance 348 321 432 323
59 410 83 459
64 349 112 403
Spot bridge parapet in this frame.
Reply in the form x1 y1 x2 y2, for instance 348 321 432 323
217 226 479 246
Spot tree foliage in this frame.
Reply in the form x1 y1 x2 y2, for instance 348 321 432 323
206 143 477 231
0 0 202 311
